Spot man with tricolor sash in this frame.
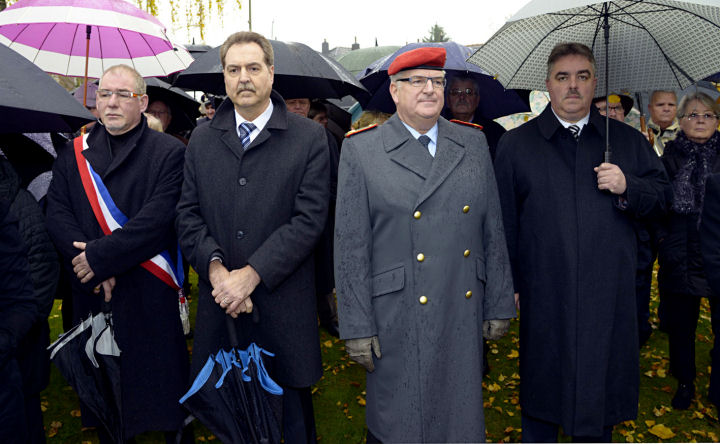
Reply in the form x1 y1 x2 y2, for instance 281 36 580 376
45 65 191 442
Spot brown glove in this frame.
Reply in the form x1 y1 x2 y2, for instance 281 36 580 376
345 336 381 372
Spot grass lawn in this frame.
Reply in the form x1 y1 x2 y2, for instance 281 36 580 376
41 268 720 442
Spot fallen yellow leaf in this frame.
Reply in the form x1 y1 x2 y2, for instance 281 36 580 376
507 349 519 359
322 340 333 348
656 368 667 378
649 424 676 440
70 409 82 417
487 382 501 392
645 420 656 427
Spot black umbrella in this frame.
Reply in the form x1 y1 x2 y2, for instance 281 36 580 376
357 41 531 119
145 77 201 134
47 302 123 442
173 40 370 102
179 316 282 444
0 45 95 134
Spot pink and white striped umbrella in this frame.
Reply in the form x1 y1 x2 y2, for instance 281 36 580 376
0 0 193 78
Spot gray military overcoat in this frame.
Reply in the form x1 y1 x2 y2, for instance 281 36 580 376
334 114 516 443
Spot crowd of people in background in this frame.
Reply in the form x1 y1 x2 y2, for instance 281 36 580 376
3 29 720 444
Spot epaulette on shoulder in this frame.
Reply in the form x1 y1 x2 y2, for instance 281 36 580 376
345 124 378 138
450 119 484 130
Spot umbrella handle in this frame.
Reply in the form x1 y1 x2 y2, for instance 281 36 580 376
225 307 260 347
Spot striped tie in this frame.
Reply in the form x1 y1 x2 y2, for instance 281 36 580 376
238 122 256 150
568 124 580 141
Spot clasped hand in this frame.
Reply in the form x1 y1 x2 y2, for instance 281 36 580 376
210 262 260 318
73 241 115 301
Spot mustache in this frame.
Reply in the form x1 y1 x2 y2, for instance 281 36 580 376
236 83 256 93
565 88 581 98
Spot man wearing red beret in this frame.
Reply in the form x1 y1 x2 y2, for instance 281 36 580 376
334 46 515 442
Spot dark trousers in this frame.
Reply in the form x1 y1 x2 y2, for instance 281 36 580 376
281 385 316 444
0 359 27 443
664 292 720 399
521 413 613 443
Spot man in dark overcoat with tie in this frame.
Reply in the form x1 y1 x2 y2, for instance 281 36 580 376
176 31 330 443
493 42 668 441
334 47 515 443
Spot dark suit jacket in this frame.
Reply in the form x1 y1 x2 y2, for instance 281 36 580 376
176 91 330 387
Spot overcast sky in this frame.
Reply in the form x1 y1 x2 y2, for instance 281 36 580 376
158 0 532 52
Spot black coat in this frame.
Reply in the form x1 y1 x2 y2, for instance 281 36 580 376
701 172 720 296
0 199 37 442
657 134 720 297
176 92 330 387
45 119 190 438
0 158 58 395
494 106 668 436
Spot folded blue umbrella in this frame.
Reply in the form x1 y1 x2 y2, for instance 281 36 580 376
180 322 283 444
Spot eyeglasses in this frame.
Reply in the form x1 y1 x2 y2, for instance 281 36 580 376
449 88 477 97
147 110 169 116
97 89 143 100
396 76 446 89
684 112 718 121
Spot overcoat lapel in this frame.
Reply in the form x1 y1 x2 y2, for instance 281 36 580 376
415 118 465 208
211 99 245 160
384 115 433 180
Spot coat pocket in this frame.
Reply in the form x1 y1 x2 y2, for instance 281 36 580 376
372 264 405 298
476 258 487 284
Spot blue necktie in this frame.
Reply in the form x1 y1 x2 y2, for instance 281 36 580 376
418 135 431 151
238 122 256 150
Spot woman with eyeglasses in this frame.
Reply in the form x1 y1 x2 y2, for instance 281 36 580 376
656 91 720 410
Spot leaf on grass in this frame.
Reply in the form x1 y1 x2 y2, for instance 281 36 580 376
660 385 672 393
311 387 319 395
692 410 704 419
644 370 654 378
356 396 366 407
498 374 506 382
350 381 361 387
491 349 499 354
70 409 82 417
504 427 514 434
487 382 501 392
506 410 514 417
656 368 667 378
322 340 333 348
625 435 634 443
649 424 676 439
197 437 206 442
645 420 656 427
507 349 519 359
691 430 707 438
708 431 718 441
622 420 636 428
653 406 667 417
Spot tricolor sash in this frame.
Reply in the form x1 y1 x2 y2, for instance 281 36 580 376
73 134 184 291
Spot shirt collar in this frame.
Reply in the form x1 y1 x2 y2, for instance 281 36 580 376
401 121 438 144
551 107 590 131
234 100 274 141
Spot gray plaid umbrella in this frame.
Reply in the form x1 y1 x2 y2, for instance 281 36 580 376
469 0 720 93
468 0 720 160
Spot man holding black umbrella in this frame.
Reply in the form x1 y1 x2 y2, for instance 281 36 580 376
176 31 329 443
494 42 668 442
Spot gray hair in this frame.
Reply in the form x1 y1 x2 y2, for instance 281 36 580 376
677 92 719 118
100 64 146 94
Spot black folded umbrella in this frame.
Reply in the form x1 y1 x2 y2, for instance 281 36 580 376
179 316 282 444
48 303 123 442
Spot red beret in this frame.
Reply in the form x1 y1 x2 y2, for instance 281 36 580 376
388 47 447 76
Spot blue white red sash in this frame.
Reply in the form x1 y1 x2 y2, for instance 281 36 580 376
73 135 184 291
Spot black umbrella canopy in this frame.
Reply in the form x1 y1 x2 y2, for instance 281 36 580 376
145 77 201 134
173 40 370 102
0 44 95 134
